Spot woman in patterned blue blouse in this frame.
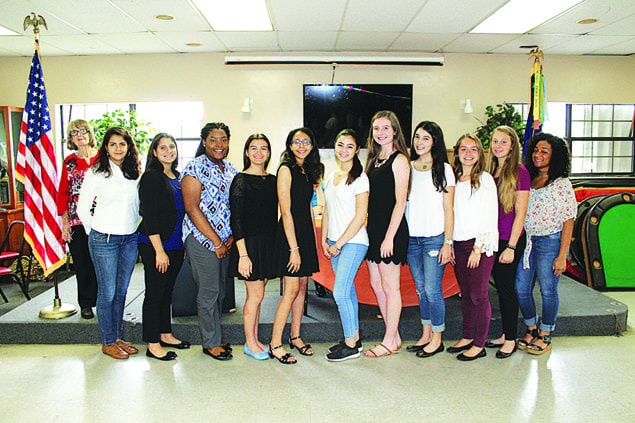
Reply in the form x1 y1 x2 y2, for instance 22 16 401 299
182 123 238 361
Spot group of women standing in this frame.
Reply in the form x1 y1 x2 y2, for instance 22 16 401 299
56 110 576 363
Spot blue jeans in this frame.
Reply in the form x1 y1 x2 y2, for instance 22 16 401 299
407 233 447 332
89 230 138 346
329 240 368 339
515 232 562 332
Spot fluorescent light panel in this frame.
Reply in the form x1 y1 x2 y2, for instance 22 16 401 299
471 0 584 34
192 0 272 31
0 25 19 36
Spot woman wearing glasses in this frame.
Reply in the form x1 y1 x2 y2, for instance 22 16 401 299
56 119 99 320
269 127 324 364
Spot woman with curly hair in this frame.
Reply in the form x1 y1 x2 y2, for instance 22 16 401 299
516 133 576 355
484 126 530 359
269 127 324 364
77 126 141 359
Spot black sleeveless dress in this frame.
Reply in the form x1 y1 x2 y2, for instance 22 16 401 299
274 164 320 277
366 152 409 265
228 173 278 281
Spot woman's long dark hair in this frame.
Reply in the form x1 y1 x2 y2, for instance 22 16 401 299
195 122 230 158
334 129 363 185
410 121 449 192
93 126 140 180
243 133 271 171
279 127 324 184
524 133 570 184
145 132 179 177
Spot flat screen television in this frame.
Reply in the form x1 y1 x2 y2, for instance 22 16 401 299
303 84 413 148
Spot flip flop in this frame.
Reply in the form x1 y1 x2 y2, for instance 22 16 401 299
364 343 396 358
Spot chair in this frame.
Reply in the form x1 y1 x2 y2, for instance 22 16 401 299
0 220 31 302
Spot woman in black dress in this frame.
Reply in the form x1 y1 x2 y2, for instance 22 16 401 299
138 133 189 361
229 134 278 360
269 127 324 364
363 111 410 358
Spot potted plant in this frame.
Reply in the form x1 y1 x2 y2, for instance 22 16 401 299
89 109 156 155
474 102 524 150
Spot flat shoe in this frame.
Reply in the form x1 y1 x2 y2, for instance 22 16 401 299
102 344 128 360
203 346 233 361
416 342 444 358
243 344 270 360
446 342 473 353
406 344 427 353
81 307 94 319
496 343 517 359
485 340 504 348
457 348 486 361
159 340 191 350
116 340 138 355
146 349 177 361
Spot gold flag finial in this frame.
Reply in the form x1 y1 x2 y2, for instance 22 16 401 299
23 13 48 41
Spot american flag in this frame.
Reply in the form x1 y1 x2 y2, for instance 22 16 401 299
15 46 66 276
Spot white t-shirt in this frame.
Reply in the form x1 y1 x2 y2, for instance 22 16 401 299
323 170 369 246
453 171 499 256
406 162 455 237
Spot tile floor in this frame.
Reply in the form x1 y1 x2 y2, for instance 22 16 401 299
0 291 633 422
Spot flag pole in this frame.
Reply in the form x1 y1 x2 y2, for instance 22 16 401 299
21 13 77 319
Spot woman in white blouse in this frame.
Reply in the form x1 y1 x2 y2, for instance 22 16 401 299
447 134 498 361
78 127 141 360
404 121 455 358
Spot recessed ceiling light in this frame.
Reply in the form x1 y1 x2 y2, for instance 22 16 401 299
191 0 272 31
471 0 584 34
577 18 599 24
155 15 174 21
0 24 18 36
186 43 202 47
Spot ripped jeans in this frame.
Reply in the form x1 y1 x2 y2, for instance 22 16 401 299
407 233 447 332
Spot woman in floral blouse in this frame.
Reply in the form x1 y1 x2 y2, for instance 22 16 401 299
56 119 99 319
515 133 576 355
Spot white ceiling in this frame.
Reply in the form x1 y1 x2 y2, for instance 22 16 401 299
0 0 633 57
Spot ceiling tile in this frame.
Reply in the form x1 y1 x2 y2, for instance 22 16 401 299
28 0 146 34
336 32 401 51
92 32 176 54
153 31 227 53
390 33 459 52
111 0 211 32
591 14 635 36
42 34 125 55
215 31 279 51
491 34 577 54
544 34 633 55
269 0 346 31
407 0 506 33
441 34 520 53
341 0 425 32
588 37 635 55
278 31 338 51
531 0 629 35
0 35 72 56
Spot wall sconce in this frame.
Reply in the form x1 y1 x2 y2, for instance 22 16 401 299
241 98 253 113
460 99 473 114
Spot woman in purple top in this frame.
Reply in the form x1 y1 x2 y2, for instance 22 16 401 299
484 126 530 359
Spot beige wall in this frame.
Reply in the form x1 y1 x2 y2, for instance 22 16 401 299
0 52 633 168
